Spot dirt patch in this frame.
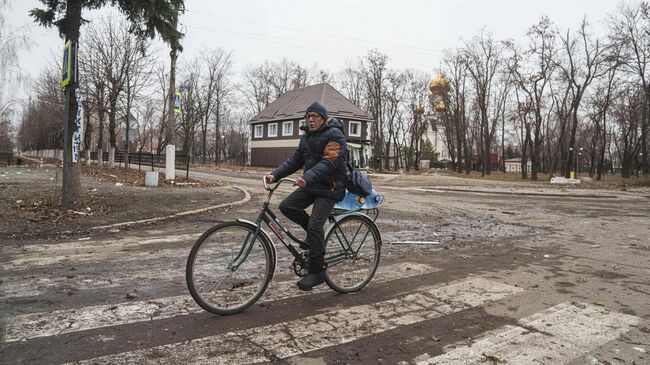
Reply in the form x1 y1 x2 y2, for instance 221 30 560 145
81 165 222 188
0 165 242 241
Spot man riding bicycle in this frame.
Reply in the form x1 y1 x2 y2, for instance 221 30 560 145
265 101 348 291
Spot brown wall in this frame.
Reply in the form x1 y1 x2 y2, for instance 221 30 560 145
251 147 297 167
341 119 368 141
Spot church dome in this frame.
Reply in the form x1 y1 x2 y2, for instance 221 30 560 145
429 73 450 96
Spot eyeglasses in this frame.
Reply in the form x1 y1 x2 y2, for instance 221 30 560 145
306 113 322 120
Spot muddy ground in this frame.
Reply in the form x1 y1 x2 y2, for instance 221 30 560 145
0 164 242 241
1 164 649 364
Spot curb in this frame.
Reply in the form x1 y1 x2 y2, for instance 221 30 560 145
90 186 251 230
381 186 620 199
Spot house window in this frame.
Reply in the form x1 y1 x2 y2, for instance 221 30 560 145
282 121 293 136
299 119 306 135
254 124 263 138
268 123 278 137
349 121 361 137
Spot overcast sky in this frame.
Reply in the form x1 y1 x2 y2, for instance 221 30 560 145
7 0 626 101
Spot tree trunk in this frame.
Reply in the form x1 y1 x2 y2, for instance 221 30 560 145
97 107 105 158
61 0 83 208
166 46 178 147
108 99 117 148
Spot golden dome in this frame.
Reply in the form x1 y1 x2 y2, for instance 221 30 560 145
429 73 450 96
434 100 446 112
413 104 425 114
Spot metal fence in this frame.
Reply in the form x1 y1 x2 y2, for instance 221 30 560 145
89 151 191 179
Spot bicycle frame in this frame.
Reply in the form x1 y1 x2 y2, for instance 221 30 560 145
230 177 370 271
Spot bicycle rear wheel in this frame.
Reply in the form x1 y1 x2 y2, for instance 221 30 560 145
324 214 381 293
186 221 274 315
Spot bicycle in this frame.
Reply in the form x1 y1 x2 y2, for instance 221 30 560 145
186 177 382 315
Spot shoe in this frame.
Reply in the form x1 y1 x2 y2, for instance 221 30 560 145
297 272 325 291
299 242 310 250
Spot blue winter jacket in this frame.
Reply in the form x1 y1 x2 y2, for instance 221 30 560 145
271 117 348 201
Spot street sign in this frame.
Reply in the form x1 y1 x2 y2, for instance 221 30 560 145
60 40 72 88
174 91 182 113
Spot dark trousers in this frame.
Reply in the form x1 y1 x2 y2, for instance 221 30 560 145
279 188 335 272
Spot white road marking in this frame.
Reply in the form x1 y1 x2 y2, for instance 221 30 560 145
416 302 641 365
0 233 197 257
67 277 522 365
0 267 185 298
2 262 437 342
0 246 189 271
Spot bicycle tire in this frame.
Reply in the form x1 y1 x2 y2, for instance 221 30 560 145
186 221 274 315
324 213 381 293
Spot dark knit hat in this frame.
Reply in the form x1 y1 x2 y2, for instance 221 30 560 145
306 101 328 119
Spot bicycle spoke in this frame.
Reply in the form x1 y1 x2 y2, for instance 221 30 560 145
324 215 380 293
187 222 273 315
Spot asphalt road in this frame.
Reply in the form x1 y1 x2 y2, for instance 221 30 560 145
1 171 649 365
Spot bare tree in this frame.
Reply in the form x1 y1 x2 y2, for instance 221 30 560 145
0 0 29 122
362 50 389 171
337 63 366 107
464 30 504 176
154 64 170 154
201 49 233 164
18 65 65 151
608 2 650 174
513 86 534 179
239 63 274 116
441 49 470 174
121 41 155 167
84 19 144 154
506 17 557 180
555 18 611 178
177 62 201 155
611 85 644 177
404 70 430 171
135 97 157 152
79 43 108 155
383 70 406 170
589 57 621 180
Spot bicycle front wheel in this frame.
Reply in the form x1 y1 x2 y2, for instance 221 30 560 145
324 214 381 293
186 221 274 315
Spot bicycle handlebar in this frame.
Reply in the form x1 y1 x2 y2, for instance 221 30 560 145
262 176 296 191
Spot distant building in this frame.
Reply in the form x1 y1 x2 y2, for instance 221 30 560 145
504 157 531 173
424 113 451 162
248 83 374 167
471 153 501 171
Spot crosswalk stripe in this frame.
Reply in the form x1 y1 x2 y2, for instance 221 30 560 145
1 267 184 298
416 302 641 365
0 246 189 271
67 277 523 365
0 233 197 257
2 262 438 342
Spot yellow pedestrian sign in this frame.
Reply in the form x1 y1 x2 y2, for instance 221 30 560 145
60 40 72 88
174 91 182 113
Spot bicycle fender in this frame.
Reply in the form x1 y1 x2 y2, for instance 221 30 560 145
236 219 278 268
